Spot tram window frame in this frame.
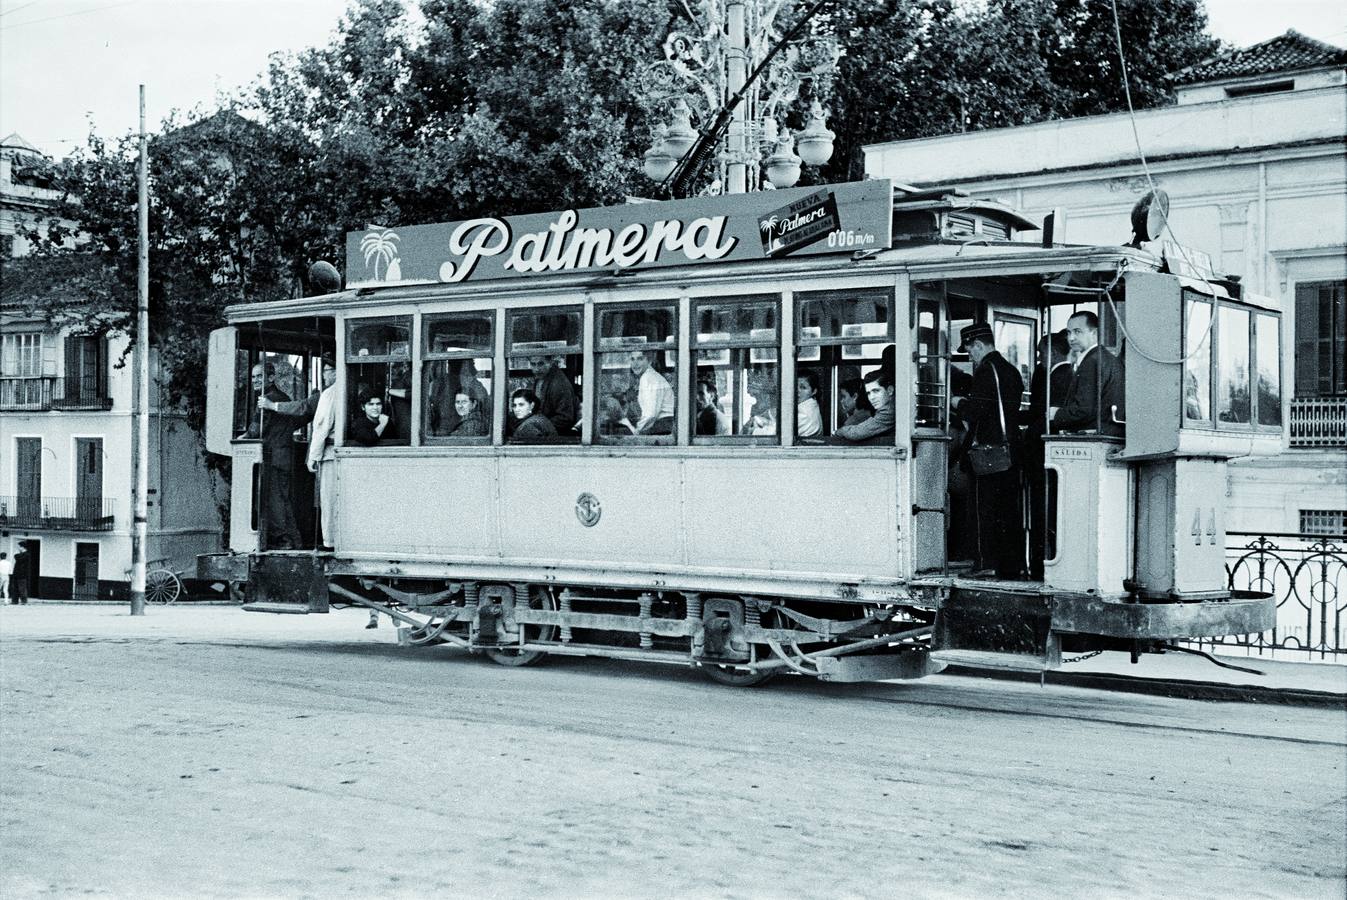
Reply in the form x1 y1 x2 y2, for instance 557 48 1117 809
345 315 413 446
1253 311 1283 428
1182 293 1214 427
1216 303 1253 426
691 296 781 445
913 286 947 431
422 311 494 445
992 312 1036 412
794 288 893 445
506 307 583 443
594 301 679 445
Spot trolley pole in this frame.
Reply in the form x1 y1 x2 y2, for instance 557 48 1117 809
130 85 149 617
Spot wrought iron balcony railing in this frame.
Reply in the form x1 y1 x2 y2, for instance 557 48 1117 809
1289 395 1347 447
0 496 115 532
0 376 113 411
1187 531 1347 661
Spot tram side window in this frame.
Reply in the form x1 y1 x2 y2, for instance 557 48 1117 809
423 312 493 443
914 290 945 429
1183 297 1213 425
595 303 677 443
692 297 779 442
507 309 582 442
795 289 892 444
1217 305 1252 425
346 317 412 445
1254 313 1283 427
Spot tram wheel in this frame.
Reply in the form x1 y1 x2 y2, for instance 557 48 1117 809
485 586 558 668
699 663 776 687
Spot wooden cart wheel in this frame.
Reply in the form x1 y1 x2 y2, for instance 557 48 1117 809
146 568 183 605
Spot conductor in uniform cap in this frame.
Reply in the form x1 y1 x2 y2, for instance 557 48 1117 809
952 322 1025 579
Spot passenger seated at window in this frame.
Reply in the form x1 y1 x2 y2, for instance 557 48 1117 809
627 349 675 435
529 355 578 434
508 388 558 443
742 386 778 436
349 395 391 446
447 392 488 437
839 377 873 427
696 379 731 435
796 371 823 438
832 370 894 444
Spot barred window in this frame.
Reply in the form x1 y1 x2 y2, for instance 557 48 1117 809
1299 509 1347 537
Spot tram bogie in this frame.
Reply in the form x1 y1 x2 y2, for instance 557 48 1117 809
202 180 1283 686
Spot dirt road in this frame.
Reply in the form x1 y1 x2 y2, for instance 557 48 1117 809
1 606 1343 898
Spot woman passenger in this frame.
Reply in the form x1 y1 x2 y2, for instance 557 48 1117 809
796 371 823 438
508 388 557 443
839 377 873 427
696 379 731 435
448 392 488 437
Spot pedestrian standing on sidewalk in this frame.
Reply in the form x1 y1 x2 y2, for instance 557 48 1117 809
0 552 12 602
12 546 30 603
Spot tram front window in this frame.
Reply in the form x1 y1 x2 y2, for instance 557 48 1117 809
346 316 411 445
595 303 677 442
508 309 581 442
693 298 780 442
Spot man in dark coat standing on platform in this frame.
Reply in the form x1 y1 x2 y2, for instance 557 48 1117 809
244 363 305 550
1052 311 1124 437
954 322 1025 579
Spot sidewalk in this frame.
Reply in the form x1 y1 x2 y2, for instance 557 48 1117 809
2 600 1344 705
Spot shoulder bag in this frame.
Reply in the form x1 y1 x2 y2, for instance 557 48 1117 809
967 364 1013 476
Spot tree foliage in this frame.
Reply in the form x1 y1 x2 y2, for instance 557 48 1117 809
6 0 1223 437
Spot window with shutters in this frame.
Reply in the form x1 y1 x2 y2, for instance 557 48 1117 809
0 332 54 408
1294 279 1346 398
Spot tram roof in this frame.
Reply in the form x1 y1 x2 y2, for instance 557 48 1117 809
226 240 1182 323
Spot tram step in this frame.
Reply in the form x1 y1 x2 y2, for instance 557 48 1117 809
242 602 312 615
930 648 1059 672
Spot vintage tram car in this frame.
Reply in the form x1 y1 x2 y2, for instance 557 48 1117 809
199 180 1283 684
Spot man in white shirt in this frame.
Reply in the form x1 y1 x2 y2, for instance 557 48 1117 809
0 552 12 602
628 350 675 435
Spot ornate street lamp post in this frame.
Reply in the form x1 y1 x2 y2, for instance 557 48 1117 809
641 0 838 195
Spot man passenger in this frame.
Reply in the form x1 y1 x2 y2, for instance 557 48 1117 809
1052 311 1124 437
246 362 305 550
832 370 895 444
260 358 338 550
529 355 578 435
953 322 1024 579
628 349 675 435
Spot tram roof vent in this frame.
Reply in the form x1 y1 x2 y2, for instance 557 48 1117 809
890 188 1037 245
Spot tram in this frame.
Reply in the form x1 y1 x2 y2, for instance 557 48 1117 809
198 179 1283 684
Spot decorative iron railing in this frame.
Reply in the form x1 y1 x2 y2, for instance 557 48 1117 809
0 376 112 411
0 496 115 531
1192 532 1347 660
1289 395 1347 447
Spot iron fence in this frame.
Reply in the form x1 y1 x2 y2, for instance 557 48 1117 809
1191 532 1347 660
1289 396 1347 447
0 496 115 531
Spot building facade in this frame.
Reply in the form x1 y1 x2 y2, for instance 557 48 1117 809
863 31 1347 534
1 133 223 599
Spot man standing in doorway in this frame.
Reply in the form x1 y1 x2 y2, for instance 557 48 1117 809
529 355 578 436
1052 311 1124 437
260 358 337 551
954 323 1025 579
247 362 304 550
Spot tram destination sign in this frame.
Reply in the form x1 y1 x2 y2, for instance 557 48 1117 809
346 179 892 287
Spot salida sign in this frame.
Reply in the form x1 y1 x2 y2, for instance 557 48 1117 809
346 180 892 287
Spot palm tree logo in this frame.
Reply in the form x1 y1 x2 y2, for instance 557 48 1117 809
360 228 402 281
759 215 783 254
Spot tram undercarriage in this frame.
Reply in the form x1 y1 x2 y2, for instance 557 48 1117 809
204 552 1274 686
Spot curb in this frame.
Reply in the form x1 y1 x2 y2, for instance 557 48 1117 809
945 665 1347 709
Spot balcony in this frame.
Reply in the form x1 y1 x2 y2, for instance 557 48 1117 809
0 496 115 532
1289 396 1347 448
0 376 113 412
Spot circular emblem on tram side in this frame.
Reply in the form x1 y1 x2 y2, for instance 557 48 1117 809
575 492 602 527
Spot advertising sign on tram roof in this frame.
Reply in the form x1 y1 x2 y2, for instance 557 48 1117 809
346 179 893 288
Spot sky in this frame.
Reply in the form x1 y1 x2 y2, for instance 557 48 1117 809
2 0 1345 158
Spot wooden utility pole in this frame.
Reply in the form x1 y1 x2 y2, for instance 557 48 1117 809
131 85 149 616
